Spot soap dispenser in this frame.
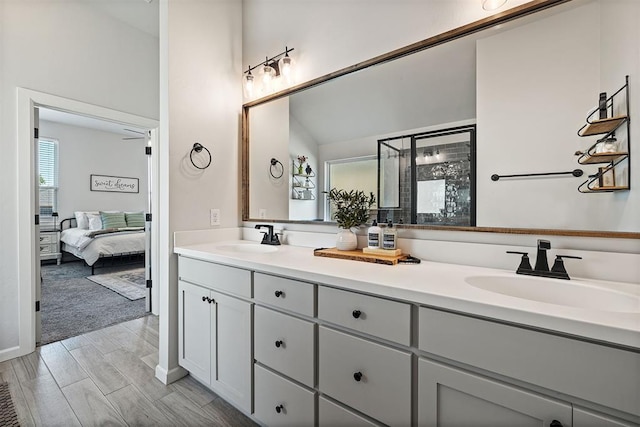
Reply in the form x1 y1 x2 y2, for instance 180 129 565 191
367 220 382 248
382 221 397 250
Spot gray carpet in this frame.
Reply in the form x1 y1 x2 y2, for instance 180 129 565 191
40 261 147 345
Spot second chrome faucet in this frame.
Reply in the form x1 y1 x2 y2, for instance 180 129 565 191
507 239 582 280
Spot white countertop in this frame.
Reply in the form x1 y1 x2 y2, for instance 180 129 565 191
174 240 640 350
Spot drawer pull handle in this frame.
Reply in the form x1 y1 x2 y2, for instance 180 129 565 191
275 340 284 348
353 371 363 382
275 404 284 414
550 421 563 427
352 310 362 319
274 290 283 298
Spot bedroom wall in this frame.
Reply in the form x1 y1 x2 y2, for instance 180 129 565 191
0 1 158 357
39 120 148 221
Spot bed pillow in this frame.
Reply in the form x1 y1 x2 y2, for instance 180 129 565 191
87 213 103 231
100 211 127 229
74 211 99 229
74 211 89 229
125 212 145 228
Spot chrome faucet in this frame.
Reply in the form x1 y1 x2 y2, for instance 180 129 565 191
255 224 281 245
507 239 581 280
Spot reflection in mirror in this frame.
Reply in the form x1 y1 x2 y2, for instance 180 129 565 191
245 0 639 236
377 125 476 226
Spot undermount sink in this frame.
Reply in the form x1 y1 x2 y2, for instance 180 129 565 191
465 275 640 313
216 243 279 254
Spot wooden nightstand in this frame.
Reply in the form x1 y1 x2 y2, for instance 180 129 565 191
39 229 61 265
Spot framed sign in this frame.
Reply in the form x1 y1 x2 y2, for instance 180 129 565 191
90 174 139 193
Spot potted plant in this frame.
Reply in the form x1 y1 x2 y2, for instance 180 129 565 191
327 188 376 250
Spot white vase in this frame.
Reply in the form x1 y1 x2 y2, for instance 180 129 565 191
336 228 357 251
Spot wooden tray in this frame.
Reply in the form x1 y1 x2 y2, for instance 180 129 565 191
313 247 410 265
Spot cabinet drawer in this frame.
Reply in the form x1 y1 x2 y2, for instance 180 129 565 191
319 396 380 427
318 286 410 345
318 326 411 426
419 307 640 418
178 256 251 298
39 234 55 244
254 306 315 387
40 244 53 254
254 273 315 317
254 364 315 427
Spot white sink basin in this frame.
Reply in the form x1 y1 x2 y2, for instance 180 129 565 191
216 243 279 254
465 275 640 313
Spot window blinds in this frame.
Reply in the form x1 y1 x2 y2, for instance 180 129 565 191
39 138 58 227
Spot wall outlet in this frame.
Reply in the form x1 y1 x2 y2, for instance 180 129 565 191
259 209 267 219
210 208 220 226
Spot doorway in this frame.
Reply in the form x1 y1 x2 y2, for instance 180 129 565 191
36 107 153 344
17 88 159 357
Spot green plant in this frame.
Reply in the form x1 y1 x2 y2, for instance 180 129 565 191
327 188 375 229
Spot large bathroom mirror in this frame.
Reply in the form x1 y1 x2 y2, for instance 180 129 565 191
243 0 638 237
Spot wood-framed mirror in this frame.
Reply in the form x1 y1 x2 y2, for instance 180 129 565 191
242 0 638 239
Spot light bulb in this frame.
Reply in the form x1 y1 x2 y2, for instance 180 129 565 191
261 64 276 93
244 72 254 98
482 0 507 10
278 54 294 85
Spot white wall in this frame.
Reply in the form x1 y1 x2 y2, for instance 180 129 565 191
0 1 158 355
476 1 638 232
250 98 290 219
39 120 148 220
289 114 319 220
157 0 242 383
242 0 531 99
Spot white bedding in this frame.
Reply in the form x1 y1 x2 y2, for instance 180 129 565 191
60 228 145 266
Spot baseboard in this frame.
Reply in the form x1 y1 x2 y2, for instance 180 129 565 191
0 345 24 363
155 364 188 385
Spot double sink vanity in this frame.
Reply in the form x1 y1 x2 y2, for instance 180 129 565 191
174 239 640 427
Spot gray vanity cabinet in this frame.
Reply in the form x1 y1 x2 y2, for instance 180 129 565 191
418 358 572 426
177 257 253 413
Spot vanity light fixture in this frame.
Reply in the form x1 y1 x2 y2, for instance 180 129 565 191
482 0 508 11
243 47 295 97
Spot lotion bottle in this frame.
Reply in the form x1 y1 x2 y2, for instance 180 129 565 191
382 221 397 250
367 220 382 248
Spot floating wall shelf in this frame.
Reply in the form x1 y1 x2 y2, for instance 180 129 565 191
576 76 631 194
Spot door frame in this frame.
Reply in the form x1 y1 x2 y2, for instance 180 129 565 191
17 88 160 356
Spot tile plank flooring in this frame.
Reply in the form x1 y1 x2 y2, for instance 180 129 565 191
0 315 257 426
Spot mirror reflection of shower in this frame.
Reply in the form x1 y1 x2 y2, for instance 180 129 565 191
378 125 476 226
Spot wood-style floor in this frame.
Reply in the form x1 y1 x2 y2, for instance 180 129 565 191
0 315 257 426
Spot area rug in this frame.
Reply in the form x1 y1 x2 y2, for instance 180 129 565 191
87 268 146 300
0 383 19 427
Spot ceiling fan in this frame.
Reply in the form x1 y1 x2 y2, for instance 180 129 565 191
122 128 147 140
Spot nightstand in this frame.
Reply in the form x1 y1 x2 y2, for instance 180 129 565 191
39 228 61 265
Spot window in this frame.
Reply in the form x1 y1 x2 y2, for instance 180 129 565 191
325 156 377 221
39 137 58 229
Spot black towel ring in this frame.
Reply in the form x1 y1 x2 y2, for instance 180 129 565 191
190 143 212 170
270 158 284 179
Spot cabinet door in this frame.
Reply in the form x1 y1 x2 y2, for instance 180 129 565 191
574 408 637 427
418 358 572 427
211 290 252 413
178 280 211 384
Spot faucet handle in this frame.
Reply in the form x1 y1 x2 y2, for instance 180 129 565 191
506 251 533 273
551 255 582 278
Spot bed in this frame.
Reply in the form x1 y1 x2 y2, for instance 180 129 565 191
60 212 146 274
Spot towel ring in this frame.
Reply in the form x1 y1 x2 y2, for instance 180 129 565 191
190 143 212 170
270 158 284 179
